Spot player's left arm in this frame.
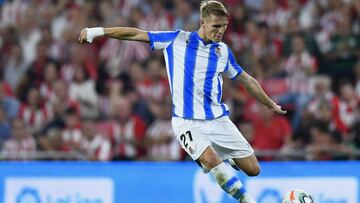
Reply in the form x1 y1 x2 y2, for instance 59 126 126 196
236 71 287 115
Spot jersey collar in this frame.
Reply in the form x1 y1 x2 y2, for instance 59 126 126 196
192 31 219 47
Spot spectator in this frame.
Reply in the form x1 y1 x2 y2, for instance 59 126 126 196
0 81 19 120
1 118 36 160
61 107 82 153
140 58 169 103
145 100 183 161
97 80 124 120
139 0 173 31
279 34 318 130
3 42 29 92
39 24 64 64
225 3 248 54
338 83 358 136
350 104 360 151
1 1 28 27
125 84 154 125
308 98 351 143
282 16 321 59
252 105 292 160
291 76 336 147
257 0 286 31
128 61 147 96
173 0 198 31
307 76 337 116
324 13 360 80
99 37 150 77
236 118 254 146
0 26 19 65
37 128 66 157
306 122 352 160
80 119 111 161
109 98 147 160
17 5 42 64
353 0 360 35
60 43 97 82
355 61 360 97
316 0 344 54
69 66 99 119
48 80 80 115
20 40 56 99
247 22 283 73
0 108 11 148
39 61 60 101
18 87 53 135
281 0 315 30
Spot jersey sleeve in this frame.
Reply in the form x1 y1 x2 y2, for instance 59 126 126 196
223 47 244 80
147 30 181 50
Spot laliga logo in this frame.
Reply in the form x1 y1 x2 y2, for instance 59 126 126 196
16 187 41 203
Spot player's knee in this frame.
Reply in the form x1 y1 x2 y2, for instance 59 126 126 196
199 154 222 169
245 164 261 177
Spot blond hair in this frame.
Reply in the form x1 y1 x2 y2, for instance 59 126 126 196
200 0 229 19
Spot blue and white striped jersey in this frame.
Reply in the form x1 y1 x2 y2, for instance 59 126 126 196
148 30 243 120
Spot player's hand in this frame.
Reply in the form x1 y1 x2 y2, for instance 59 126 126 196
78 27 104 43
269 104 287 115
78 28 87 43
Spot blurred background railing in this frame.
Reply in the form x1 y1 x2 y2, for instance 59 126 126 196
1 148 359 161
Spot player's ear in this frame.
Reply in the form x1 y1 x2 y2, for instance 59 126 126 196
200 18 206 27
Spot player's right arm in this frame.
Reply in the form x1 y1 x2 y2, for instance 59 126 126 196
224 46 286 115
237 71 287 115
78 27 149 43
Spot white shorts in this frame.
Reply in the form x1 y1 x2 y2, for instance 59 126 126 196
171 116 254 161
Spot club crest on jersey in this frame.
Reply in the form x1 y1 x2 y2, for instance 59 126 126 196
216 47 222 57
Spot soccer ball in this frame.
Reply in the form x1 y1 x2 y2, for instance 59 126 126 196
281 189 313 203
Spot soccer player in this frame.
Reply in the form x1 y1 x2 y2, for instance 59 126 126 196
78 1 286 202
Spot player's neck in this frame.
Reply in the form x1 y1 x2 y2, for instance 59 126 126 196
197 29 211 43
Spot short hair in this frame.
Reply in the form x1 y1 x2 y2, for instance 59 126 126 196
200 0 229 19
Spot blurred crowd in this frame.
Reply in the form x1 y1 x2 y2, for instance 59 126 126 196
0 0 359 161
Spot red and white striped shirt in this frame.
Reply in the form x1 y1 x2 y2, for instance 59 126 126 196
137 77 169 102
1 137 36 160
146 119 183 161
62 128 82 148
108 116 146 159
81 134 112 161
99 39 150 77
18 103 53 133
39 82 54 101
283 52 318 93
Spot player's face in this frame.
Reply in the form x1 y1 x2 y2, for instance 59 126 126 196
202 14 228 42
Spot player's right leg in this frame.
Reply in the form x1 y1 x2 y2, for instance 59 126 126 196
171 117 256 203
197 146 256 203
208 116 260 177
